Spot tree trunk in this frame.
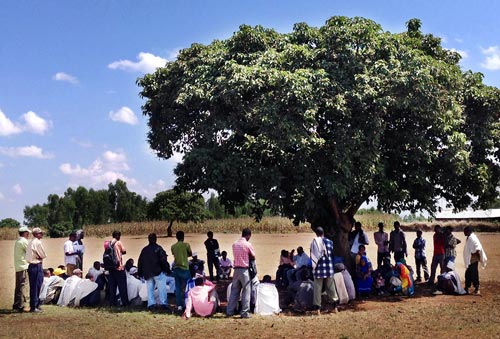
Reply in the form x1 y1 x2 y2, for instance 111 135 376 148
167 220 173 237
310 197 356 273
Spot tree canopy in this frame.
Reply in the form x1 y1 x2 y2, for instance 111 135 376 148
147 189 207 237
138 17 500 259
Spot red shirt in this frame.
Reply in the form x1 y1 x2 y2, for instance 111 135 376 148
232 237 255 268
433 232 445 255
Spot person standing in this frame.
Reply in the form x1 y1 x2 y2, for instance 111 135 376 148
171 230 192 312
310 227 338 312
349 222 369 262
412 230 429 282
428 225 445 286
25 227 47 313
73 230 85 270
64 232 79 276
138 233 171 311
389 221 407 263
13 226 31 312
373 222 389 268
227 228 256 318
108 230 129 306
444 226 461 265
204 231 221 282
463 226 487 295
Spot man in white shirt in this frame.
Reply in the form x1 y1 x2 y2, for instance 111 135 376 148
64 232 79 276
286 246 310 284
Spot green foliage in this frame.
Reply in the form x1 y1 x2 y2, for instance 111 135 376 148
0 218 20 228
47 221 73 238
23 180 149 237
148 189 207 223
138 15 500 245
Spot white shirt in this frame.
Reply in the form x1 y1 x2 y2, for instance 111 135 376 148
64 240 77 265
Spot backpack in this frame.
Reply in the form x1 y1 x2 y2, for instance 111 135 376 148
103 240 119 270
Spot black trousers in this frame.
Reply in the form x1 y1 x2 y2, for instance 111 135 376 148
108 269 129 306
207 253 221 280
465 261 480 290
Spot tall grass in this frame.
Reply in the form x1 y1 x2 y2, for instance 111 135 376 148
83 216 312 238
2 214 499 241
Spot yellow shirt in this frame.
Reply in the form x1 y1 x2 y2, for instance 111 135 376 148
14 237 29 272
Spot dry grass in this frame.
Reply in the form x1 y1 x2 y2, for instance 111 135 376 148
81 216 312 238
2 214 500 241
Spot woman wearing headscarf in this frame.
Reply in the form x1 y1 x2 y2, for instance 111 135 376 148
355 255 373 297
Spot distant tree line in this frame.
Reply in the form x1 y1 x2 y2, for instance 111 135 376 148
2 179 275 237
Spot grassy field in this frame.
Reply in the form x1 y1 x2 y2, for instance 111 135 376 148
0 231 499 338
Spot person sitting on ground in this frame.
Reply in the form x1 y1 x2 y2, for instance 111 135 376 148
40 269 65 305
435 261 466 295
275 249 295 288
188 253 205 278
182 277 219 319
396 260 414 296
356 255 373 298
76 273 101 307
219 251 232 280
124 258 136 273
286 246 310 285
255 275 281 315
88 261 107 291
293 269 314 313
126 267 144 306
58 269 86 306
55 265 69 280
355 244 367 266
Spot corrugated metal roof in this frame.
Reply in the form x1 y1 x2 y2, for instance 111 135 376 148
435 209 500 219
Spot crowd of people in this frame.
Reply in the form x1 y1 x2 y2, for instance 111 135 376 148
12 222 487 318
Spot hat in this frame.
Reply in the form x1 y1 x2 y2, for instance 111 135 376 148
73 269 82 276
447 261 455 270
129 267 138 275
54 268 65 276
19 226 31 233
32 227 43 235
192 252 198 257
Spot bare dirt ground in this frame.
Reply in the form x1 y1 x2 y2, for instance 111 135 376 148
0 231 499 338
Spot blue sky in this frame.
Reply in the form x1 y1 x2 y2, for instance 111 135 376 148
1 1 500 223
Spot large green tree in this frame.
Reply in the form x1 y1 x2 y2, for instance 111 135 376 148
148 189 207 237
138 17 500 263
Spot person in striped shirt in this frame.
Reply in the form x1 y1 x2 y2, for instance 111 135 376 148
226 228 255 318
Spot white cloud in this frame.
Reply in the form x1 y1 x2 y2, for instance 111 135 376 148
0 192 4 200
59 150 135 187
0 109 51 136
108 52 167 73
0 109 22 136
109 106 138 125
0 145 53 159
21 111 50 135
12 184 22 195
70 137 93 148
52 72 79 84
481 46 500 70
448 48 468 59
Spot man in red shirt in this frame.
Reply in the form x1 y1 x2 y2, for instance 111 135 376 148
428 225 445 286
226 228 255 318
